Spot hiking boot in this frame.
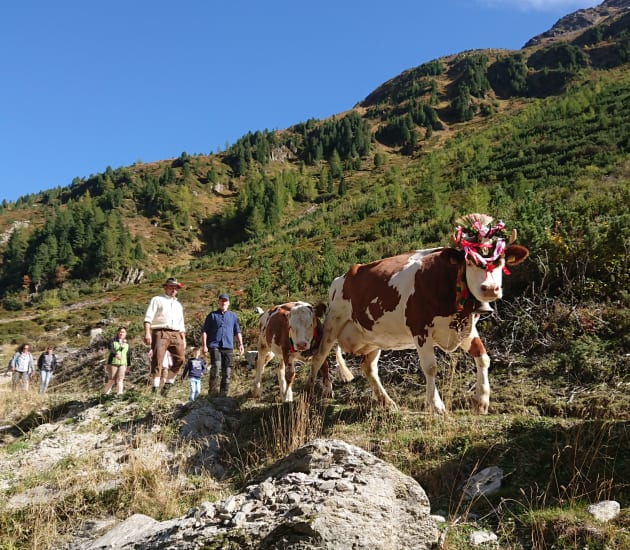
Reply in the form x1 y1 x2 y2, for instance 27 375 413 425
160 384 172 397
151 386 158 394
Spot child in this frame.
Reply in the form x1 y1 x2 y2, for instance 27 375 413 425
181 347 206 402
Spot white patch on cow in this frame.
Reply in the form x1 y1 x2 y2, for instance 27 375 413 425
465 260 505 303
405 248 438 267
431 315 475 352
287 302 316 351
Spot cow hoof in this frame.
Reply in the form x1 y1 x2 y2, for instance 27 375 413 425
470 395 489 414
426 403 445 415
320 382 333 398
379 397 398 410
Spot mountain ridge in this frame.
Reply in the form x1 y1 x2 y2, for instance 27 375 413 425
525 0 630 46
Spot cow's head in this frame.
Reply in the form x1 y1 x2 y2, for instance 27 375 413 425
453 214 529 305
288 302 325 352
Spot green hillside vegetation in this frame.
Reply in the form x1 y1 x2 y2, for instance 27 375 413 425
0 10 629 549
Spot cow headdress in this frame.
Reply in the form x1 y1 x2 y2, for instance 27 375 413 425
452 213 517 273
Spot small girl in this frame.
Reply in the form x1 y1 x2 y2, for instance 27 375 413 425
181 347 206 402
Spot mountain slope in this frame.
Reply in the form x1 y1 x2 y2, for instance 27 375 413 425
0 0 628 334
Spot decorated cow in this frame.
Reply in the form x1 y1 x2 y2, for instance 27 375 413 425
308 214 529 414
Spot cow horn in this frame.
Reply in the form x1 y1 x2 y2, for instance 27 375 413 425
508 228 517 245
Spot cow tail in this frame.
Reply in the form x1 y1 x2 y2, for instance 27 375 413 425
335 345 354 382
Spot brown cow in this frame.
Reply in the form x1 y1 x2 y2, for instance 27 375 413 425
253 301 353 402
308 214 529 414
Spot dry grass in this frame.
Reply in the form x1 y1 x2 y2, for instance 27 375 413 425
0 380 225 550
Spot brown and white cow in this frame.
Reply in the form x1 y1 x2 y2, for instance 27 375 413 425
308 215 529 414
253 301 354 402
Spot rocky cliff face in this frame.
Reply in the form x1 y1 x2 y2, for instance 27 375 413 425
524 0 630 47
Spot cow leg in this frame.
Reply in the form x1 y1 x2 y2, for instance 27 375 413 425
335 345 354 383
253 350 274 398
417 342 446 415
282 358 296 403
462 335 490 414
319 358 333 397
361 350 397 409
308 338 336 390
277 359 291 402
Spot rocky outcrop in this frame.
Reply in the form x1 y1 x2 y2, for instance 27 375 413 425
76 439 438 550
113 266 144 285
524 0 630 47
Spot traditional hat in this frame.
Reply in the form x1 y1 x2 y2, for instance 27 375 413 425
163 277 184 288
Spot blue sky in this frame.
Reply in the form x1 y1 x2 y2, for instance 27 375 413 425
0 0 601 203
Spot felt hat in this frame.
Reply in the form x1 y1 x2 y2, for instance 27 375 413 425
163 277 184 288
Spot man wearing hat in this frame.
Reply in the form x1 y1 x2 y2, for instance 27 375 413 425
143 277 187 396
201 292 244 396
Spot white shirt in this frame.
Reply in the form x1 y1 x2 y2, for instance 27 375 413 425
144 294 186 332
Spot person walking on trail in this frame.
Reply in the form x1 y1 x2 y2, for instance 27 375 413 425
37 346 58 394
104 327 132 396
202 293 244 397
181 347 206 402
10 343 34 392
143 277 186 396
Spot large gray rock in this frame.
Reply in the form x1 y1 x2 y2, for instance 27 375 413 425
78 439 437 549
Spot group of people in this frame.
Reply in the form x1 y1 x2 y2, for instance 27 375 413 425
8 344 59 394
7 277 245 403
104 277 245 402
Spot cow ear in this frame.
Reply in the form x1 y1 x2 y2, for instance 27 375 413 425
505 245 529 266
442 247 464 265
314 302 327 318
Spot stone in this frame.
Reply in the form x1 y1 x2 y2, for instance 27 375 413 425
587 500 621 522
76 439 438 550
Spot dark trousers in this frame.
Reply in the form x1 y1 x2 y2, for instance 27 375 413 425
209 348 233 394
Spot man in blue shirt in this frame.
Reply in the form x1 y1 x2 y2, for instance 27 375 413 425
201 293 244 396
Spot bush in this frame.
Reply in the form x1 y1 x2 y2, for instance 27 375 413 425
2 293 25 311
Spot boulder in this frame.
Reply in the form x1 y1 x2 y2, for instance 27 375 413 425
78 439 438 549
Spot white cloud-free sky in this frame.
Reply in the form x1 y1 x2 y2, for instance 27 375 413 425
0 0 601 202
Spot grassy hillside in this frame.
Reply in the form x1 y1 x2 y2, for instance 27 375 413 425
0 5 629 548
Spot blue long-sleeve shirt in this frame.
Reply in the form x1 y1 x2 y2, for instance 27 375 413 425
202 310 241 349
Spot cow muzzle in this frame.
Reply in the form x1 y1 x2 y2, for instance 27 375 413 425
480 281 501 300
